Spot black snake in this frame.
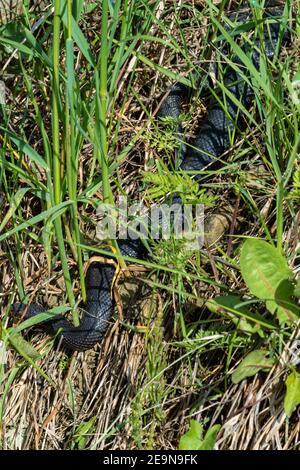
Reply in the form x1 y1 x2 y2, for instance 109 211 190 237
13 2 290 351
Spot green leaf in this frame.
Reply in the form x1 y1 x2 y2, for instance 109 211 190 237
0 37 33 56
13 307 71 334
0 200 73 243
206 294 276 333
294 278 300 298
136 51 193 89
0 187 30 233
240 239 298 324
179 420 203 450
284 370 300 418
179 420 220 450
60 5 96 67
0 126 49 171
8 333 41 362
198 425 221 451
232 349 275 384
211 16 279 107
142 160 216 205
23 29 53 68
84 2 98 14
71 417 97 450
3 330 56 388
269 279 300 323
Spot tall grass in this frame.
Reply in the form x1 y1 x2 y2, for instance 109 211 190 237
0 0 299 450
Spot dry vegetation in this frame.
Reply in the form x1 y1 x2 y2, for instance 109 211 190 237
0 0 299 450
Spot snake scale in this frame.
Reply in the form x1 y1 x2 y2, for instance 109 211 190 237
13 2 290 351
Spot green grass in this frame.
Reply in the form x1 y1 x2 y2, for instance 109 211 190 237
0 0 299 450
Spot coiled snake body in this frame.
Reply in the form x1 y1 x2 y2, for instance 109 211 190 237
13 3 289 351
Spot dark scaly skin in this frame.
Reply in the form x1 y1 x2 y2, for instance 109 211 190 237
159 6 288 173
13 3 288 351
13 240 146 351
14 263 115 351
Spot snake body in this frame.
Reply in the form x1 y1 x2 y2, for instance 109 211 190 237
13 3 289 351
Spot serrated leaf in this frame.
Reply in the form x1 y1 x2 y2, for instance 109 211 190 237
284 370 300 418
232 349 275 384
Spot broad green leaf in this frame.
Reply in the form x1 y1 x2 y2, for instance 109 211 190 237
294 278 300 298
267 279 300 323
199 425 221 451
284 370 300 418
240 239 292 298
179 420 220 450
179 420 203 450
232 349 275 384
1 21 26 42
240 239 297 323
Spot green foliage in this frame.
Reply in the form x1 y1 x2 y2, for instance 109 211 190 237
232 350 275 384
144 117 182 155
289 165 300 200
208 239 299 390
207 294 275 334
179 420 220 450
142 160 216 205
129 293 168 449
7 333 41 362
69 417 97 450
2 328 55 387
240 239 299 324
0 0 298 450
58 353 71 371
294 279 300 299
284 369 300 418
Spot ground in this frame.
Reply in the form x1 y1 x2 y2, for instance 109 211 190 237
0 0 299 450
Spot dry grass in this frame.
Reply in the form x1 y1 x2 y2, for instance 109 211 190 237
0 0 299 450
